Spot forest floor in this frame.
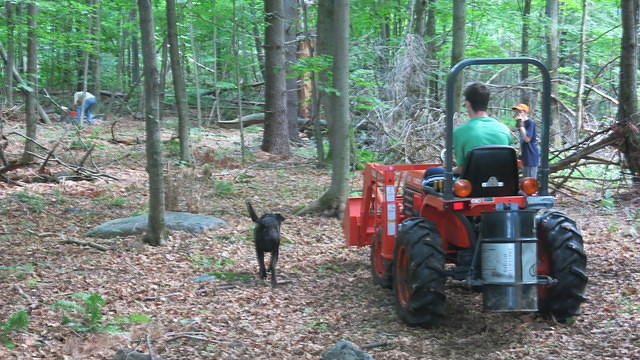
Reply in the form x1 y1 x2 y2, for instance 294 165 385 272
0 116 639 360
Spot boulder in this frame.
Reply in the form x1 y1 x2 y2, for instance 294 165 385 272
85 211 227 238
321 340 373 360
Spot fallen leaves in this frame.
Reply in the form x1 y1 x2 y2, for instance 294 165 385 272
0 119 638 359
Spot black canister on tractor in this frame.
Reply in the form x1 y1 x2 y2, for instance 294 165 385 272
479 208 538 312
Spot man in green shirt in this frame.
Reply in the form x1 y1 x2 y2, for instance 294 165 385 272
452 81 511 173
423 82 511 186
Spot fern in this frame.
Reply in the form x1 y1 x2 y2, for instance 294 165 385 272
51 293 151 334
84 294 105 324
51 299 83 312
1 310 29 348
51 293 105 331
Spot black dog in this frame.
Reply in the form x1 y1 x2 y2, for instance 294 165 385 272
247 201 284 286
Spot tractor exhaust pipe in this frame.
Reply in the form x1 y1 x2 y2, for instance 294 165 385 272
479 209 539 312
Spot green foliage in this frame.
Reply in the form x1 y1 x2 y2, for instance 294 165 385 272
244 125 263 133
94 194 127 207
213 81 238 90
288 55 333 77
162 139 181 155
318 264 344 276
87 128 104 140
354 147 377 170
190 254 235 269
600 191 616 212
13 191 46 214
212 180 235 198
49 292 148 333
25 279 39 288
131 209 146 217
0 264 34 280
51 293 112 333
112 313 151 325
1 310 29 349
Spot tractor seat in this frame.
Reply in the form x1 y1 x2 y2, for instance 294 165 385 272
461 145 519 197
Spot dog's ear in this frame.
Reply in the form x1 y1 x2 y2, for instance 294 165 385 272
275 214 285 223
246 201 259 222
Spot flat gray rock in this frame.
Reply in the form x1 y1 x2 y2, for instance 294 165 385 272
85 211 227 238
321 340 373 360
191 274 216 283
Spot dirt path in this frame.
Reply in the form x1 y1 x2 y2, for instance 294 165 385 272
0 119 638 359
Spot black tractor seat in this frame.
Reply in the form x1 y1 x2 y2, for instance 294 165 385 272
461 145 519 197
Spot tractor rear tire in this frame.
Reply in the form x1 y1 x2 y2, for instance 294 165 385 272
371 227 392 288
392 218 446 327
536 210 588 323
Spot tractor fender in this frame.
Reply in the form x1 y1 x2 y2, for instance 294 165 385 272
420 204 474 250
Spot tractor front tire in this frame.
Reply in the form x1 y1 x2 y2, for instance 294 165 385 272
371 227 392 288
393 218 446 327
536 210 588 323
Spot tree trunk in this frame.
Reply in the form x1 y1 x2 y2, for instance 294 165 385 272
118 12 126 91
253 23 265 80
5 1 15 106
546 0 562 147
618 0 640 182
89 0 101 102
519 0 531 105
426 0 438 106
297 0 350 218
233 0 246 164
284 0 300 142
167 0 192 163
413 0 426 37
22 1 37 164
575 0 588 140
158 37 169 122
450 0 465 114
130 8 141 112
261 0 290 155
187 0 202 127
314 0 334 164
137 0 166 246
209 0 221 124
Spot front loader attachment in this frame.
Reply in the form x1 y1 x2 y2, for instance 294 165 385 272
343 196 367 246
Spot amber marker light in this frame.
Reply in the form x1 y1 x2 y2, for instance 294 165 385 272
520 177 538 195
453 179 472 197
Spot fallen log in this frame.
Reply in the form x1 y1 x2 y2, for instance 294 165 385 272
217 113 265 129
58 239 110 251
110 121 141 145
217 113 313 129
550 132 621 173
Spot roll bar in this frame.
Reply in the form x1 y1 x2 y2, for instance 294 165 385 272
443 58 551 200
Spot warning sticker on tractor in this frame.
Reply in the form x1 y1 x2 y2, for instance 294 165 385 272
387 204 396 220
387 221 396 236
386 185 395 202
481 243 515 283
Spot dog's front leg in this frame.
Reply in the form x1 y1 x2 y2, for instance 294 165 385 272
269 248 279 286
256 249 267 280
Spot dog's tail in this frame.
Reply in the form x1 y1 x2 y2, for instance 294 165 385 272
246 201 259 223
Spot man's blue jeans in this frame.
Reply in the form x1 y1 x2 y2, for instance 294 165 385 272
75 97 97 125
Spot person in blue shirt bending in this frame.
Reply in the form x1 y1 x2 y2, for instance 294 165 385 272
512 103 540 179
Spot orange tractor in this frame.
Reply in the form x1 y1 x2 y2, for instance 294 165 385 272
343 58 587 327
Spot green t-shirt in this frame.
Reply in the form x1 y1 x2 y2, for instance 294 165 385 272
453 116 512 168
